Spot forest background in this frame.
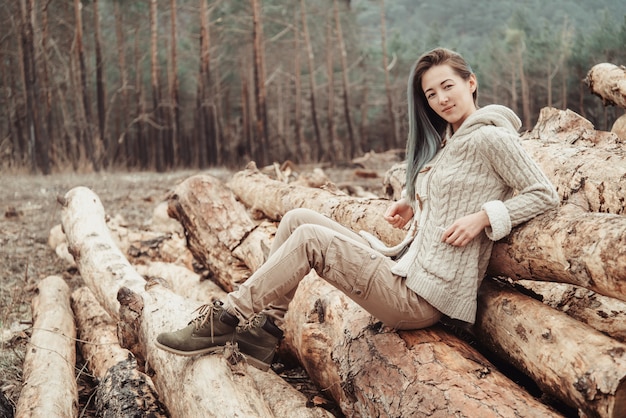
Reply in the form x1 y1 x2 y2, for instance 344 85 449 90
1 0 625 175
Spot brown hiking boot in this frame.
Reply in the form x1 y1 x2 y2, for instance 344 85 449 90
155 300 239 356
236 314 283 371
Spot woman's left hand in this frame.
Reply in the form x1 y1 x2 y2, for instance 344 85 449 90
441 210 490 247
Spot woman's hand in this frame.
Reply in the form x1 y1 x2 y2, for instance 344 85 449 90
442 210 490 247
384 199 414 229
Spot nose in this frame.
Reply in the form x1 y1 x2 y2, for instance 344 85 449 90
439 93 449 105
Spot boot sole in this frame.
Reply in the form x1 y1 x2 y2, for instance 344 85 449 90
154 341 225 357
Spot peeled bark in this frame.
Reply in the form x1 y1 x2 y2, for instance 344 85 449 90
584 63 626 109
513 279 626 343
71 287 168 417
15 276 78 418
281 273 560 417
475 279 626 418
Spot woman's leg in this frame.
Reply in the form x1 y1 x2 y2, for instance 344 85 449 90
224 214 441 330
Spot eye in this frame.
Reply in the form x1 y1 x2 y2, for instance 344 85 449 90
426 92 436 100
444 83 454 90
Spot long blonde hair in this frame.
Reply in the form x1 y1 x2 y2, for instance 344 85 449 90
405 48 478 203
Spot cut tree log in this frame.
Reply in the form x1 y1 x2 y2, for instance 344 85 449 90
59 186 334 418
475 279 626 418
71 286 168 417
15 276 78 418
281 272 561 417
613 113 626 141
512 279 626 343
584 63 626 109
487 203 626 303
167 175 256 292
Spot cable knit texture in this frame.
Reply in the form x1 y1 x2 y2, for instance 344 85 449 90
389 104 559 323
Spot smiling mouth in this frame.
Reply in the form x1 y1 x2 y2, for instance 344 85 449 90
442 105 454 113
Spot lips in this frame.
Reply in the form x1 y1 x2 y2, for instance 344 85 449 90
442 105 454 113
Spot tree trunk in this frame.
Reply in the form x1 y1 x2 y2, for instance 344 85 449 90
325 10 338 162
475 279 626 418
71 287 168 417
93 0 107 167
113 0 131 167
379 0 397 149
251 0 269 166
150 0 164 171
292 10 305 162
168 0 180 167
15 276 78 418
300 0 323 161
333 0 359 158
584 63 626 109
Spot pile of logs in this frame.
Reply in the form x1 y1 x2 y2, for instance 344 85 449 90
14 68 626 417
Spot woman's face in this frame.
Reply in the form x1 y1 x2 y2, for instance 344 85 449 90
421 64 477 132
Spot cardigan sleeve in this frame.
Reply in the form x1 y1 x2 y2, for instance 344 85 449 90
477 127 559 241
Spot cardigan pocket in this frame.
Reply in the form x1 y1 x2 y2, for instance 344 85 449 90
418 222 463 283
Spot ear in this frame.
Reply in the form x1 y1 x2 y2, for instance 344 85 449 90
469 74 478 93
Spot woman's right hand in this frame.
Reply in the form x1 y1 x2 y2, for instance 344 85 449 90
384 199 414 229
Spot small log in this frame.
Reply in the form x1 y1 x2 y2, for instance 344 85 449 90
282 273 560 417
15 276 78 418
475 279 626 418
167 175 256 291
71 287 168 417
584 63 626 109
512 279 626 343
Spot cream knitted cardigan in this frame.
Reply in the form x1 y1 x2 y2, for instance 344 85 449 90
363 105 559 323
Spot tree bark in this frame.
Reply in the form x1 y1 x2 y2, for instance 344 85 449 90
325 10 338 161
93 0 107 167
584 63 626 109
15 276 78 418
281 273 560 417
150 0 164 171
71 287 168 417
612 113 626 141
475 279 626 418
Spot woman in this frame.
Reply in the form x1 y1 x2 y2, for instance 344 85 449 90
156 47 559 371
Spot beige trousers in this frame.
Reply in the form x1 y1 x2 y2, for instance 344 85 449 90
224 208 441 330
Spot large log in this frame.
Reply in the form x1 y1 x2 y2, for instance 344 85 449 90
15 276 78 418
512 279 626 343
487 203 626 303
281 273 560 417
475 279 626 418
71 286 168 417
60 186 333 418
584 63 626 109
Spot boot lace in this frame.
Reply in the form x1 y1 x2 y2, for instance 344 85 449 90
237 314 263 333
189 302 220 342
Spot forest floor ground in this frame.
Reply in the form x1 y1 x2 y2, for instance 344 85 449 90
0 167 366 417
